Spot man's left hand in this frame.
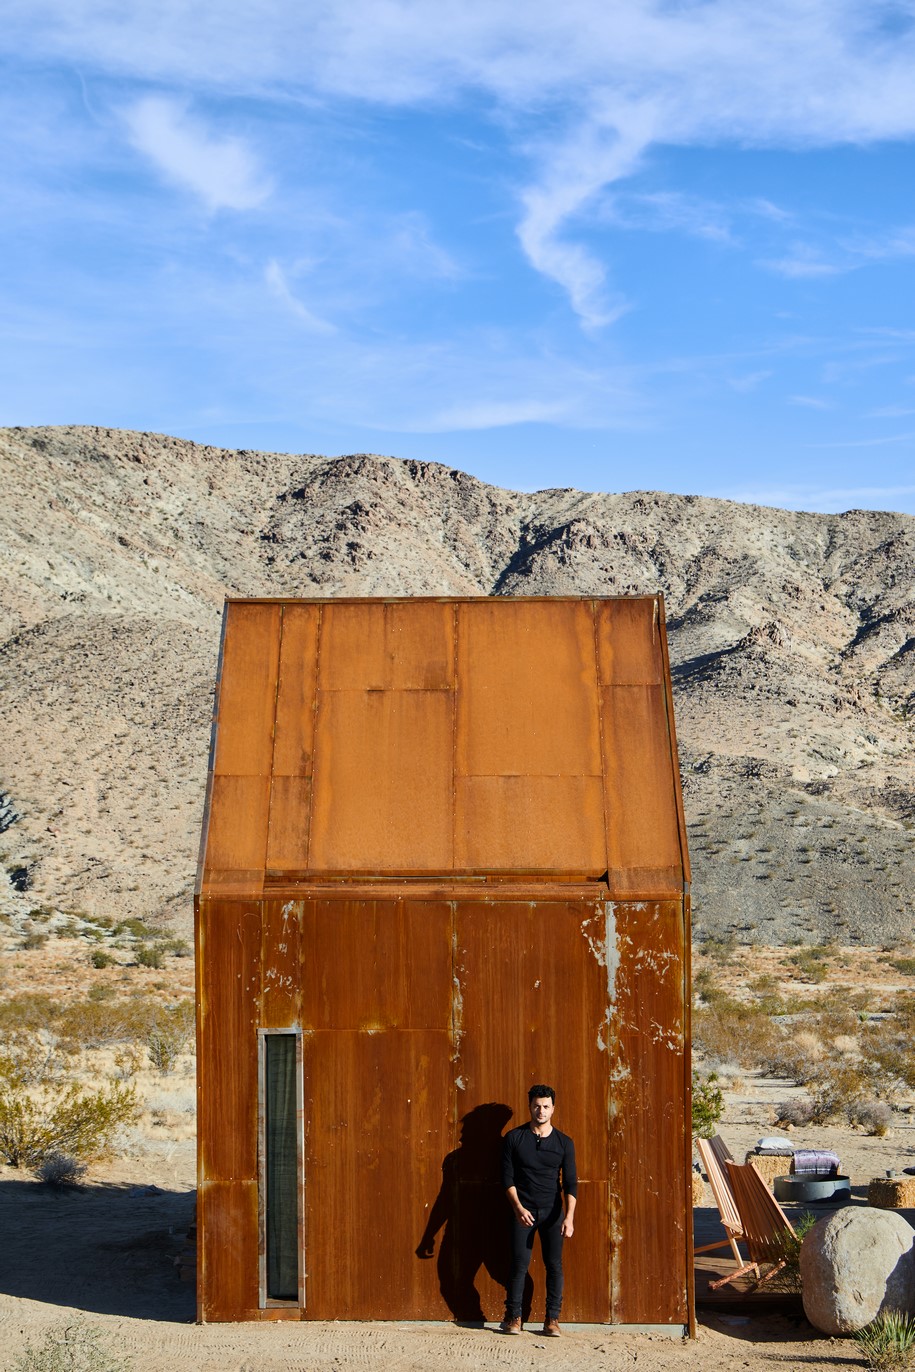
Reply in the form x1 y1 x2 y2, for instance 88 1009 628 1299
561 1217 574 1238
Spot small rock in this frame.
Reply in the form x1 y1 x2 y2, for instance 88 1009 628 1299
801 1207 915 1335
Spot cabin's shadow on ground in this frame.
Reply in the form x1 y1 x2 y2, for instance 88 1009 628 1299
0 1177 196 1321
417 1103 533 1323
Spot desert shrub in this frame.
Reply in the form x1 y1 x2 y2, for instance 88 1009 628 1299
851 1099 894 1136
9 1318 132 1372
815 1003 863 1041
89 949 116 969
769 1211 818 1292
146 1001 195 1075
700 932 737 964
694 996 781 1069
691 1070 724 1138
0 1028 63 1087
890 958 915 978
88 983 116 1002
21 929 49 951
112 1046 142 1082
164 936 191 958
805 1061 872 1124
788 947 831 983
0 1077 138 1167
854 1310 915 1372
774 1097 816 1127
0 993 62 1032
57 918 80 938
860 1024 915 1095
115 917 152 939
57 995 158 1050
693 966 723 1003
135 943 163 969
35 1150 88 1187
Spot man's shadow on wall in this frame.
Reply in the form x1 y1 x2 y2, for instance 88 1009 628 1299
416 1103 532 1324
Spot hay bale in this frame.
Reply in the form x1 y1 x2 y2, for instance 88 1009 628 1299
691 1168 706 1206
867 1176 915 1209
745 1152 793 1187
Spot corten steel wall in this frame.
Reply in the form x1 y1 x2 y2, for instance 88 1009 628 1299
195 597 693 1327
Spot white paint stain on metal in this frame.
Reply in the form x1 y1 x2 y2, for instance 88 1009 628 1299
581 903 621 1054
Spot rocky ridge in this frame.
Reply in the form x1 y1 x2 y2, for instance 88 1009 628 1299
2 424 913 941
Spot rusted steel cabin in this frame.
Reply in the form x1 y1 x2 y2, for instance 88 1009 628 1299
195 596 693 1331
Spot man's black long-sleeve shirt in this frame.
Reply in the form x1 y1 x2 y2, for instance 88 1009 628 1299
501 1125 578 1209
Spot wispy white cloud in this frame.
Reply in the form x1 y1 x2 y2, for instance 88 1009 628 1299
9 3 915 326
808 432 915 448
418 399 571 431
717 482 915 513
728 370 772 393
123 95 271 210
745 197 792 224
264 260 336 334
602 190 734 243
789 395 833 410
867 404 915 418
388 212 462 281
761 247 847 278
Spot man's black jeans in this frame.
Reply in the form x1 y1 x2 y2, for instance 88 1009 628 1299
505 1198 564 1320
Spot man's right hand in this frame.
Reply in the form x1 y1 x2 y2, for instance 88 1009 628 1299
514 1204 535 1227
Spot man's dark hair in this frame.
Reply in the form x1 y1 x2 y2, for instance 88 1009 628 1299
528 1084 555 1104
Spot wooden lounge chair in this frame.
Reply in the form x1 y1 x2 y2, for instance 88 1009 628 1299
694 1135 747 1274
706 1161 796 1291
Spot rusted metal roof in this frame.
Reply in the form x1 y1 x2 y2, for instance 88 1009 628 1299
198 596 689 898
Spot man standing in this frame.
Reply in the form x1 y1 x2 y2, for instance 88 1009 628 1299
499 1084 577 1337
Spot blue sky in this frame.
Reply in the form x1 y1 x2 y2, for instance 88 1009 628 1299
4 3 915 513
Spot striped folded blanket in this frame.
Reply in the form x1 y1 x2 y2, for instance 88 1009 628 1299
792 1149 840 1176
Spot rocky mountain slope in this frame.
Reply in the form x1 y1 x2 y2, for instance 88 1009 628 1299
1 424 913 942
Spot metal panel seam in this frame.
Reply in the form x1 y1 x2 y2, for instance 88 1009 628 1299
589 599 611 883
303 603 324 870
656 594 690 890
450 602 459 875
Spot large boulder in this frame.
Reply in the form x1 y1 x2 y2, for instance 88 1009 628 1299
801 1207 915 1335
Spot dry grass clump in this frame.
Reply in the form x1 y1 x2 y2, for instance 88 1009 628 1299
35 1150 88 1187
850 1099 894 1136
9 1318 133 1372
854 1311 915 1371
773 1098 815 1128
146 1001 194 1075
